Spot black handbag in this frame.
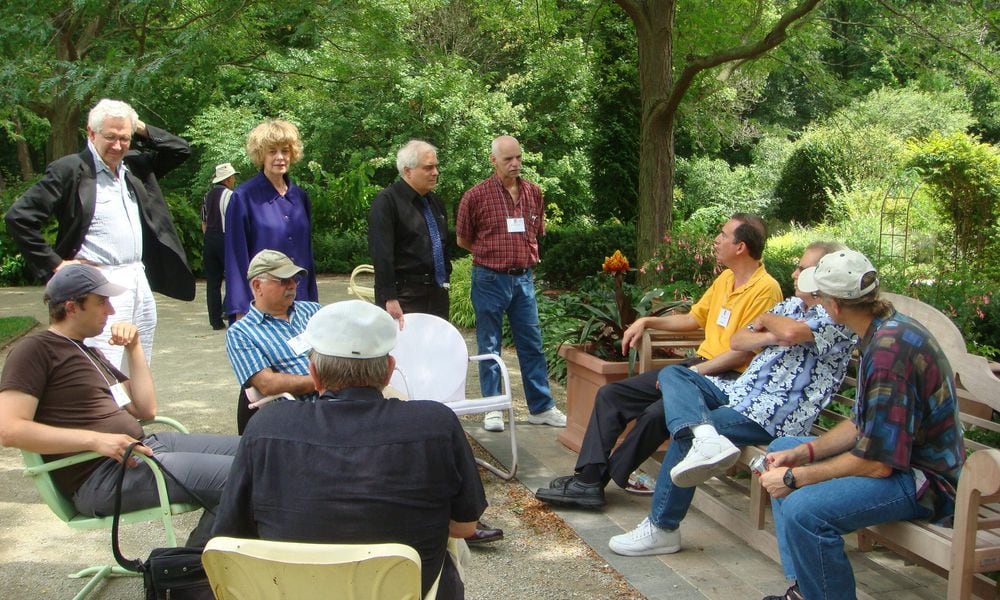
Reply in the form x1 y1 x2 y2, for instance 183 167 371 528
111 442 215 600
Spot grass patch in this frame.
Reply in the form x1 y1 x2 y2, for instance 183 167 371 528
0 316 38 347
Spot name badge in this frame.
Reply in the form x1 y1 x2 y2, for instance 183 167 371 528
287 333 310 355
716 308 732 328
109 382 132 408
506 217 526 233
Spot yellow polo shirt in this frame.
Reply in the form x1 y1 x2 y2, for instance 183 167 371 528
688 263 782 370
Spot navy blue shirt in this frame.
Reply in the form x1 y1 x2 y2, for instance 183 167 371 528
212 387 487 598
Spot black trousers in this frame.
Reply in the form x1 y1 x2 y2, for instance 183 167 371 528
378 280 450 321
203 232 225 328
575 357 726 488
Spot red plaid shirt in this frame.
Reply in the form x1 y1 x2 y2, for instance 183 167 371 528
456 175 545 270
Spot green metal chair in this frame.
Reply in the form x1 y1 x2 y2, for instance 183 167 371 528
20 416 200 600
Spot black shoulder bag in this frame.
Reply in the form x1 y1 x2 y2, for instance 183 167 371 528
111 442 215 600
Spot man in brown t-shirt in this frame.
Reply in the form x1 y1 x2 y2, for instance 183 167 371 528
0 264 239 546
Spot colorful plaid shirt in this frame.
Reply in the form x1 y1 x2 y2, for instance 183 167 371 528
456 174 545 271
852 310 965 524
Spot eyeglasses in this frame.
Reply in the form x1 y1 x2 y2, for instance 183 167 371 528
811 291 822 299
260 274 302 286
100 133 132 145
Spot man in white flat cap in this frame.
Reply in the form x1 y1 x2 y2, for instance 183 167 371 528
201 162 238 330
213 300 488 600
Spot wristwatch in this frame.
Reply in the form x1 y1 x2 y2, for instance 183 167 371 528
783 468 798 490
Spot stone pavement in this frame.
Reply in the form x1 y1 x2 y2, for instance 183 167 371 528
0 276 949 599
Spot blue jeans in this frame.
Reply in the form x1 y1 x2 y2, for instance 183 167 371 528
768 436 932 600
471 265 554 415
650 366 773 528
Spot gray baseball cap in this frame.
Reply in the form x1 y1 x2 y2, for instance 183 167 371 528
44 264 126 304
246 249 308 280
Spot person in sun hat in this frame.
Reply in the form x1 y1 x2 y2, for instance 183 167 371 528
0 264 239 548
213 300 488 599
759 249 964 600
201 162 239 330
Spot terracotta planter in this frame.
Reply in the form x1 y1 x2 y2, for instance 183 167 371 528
556 344 632 452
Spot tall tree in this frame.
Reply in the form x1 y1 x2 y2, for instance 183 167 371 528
613 0 823 266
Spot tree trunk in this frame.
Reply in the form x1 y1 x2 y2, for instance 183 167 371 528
14 115 34 181
621 0 677 273
45 99 83 162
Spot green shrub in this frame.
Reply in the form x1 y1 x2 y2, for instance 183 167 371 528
165 192 204 275
536 221 636 289
774 124 904 224
638 228 717 301
448 257 475 328
904 131 1000 265
313 231 369 274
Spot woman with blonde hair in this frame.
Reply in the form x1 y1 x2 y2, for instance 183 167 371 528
223 119 318 320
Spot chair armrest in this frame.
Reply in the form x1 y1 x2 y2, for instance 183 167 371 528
140 415 190 434
637 328 705 373
22 450 105 477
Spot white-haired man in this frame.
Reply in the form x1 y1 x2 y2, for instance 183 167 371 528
214 300 488 599
5 98 194 373
368 139 451 325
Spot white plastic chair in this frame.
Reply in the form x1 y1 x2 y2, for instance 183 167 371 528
203 537 436 600
389 313 518 480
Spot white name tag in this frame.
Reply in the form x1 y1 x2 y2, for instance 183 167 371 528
716 308 732 328
506 217 526 233
110 382 132 408
286 333 310 355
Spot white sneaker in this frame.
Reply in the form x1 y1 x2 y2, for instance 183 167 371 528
609 517 680 556
527 407 567 427
670 435 741 488
484 411 505 432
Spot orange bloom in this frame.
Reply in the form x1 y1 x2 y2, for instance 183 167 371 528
602 250 630 275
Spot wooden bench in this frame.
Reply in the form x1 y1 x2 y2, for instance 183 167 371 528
637 292 1000 599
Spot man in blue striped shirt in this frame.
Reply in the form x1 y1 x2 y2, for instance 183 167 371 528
225 250 320 432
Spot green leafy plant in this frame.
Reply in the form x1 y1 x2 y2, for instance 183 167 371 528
550 251 688 363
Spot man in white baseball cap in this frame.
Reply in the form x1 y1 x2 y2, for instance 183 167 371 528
214 300 488 599
759 248 964 600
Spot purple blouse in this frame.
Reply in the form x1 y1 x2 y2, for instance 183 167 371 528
223 171 318 316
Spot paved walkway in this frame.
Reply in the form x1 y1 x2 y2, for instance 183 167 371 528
0 277 949 599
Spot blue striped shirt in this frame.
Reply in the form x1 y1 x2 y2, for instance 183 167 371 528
225 301 322 401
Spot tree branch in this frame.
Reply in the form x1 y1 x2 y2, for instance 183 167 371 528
666 0 823 117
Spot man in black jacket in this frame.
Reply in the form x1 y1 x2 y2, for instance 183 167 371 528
367 139 452 327
5 98 194 372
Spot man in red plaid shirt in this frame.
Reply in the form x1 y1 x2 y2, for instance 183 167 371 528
456 136 566 433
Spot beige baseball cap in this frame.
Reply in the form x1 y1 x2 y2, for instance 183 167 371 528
246 250 307 280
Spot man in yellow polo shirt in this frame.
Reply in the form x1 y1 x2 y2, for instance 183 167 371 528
537 213 782 508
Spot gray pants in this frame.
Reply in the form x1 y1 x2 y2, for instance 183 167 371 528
73 431 239 547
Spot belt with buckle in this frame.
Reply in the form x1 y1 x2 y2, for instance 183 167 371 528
479 265 529 276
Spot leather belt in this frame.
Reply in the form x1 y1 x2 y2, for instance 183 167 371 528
478 265 529 276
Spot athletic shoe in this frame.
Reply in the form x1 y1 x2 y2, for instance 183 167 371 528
670 435 741 488
527 407 567 427
484 411 504 432
608 517 681 556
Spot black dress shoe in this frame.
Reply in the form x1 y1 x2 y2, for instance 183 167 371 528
211 323 226 330
535 475 606 509
465 521 503 545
